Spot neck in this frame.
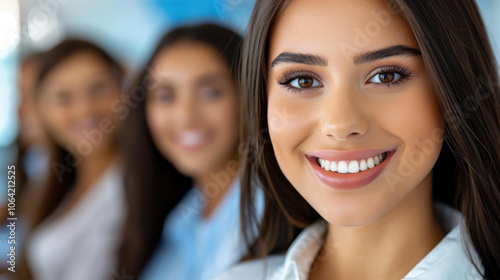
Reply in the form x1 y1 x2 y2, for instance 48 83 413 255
309 173 444 280
75 146 118 190
48 145 118 220
193 153 239 219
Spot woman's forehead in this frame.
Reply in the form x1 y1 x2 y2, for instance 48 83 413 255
268 0 418 65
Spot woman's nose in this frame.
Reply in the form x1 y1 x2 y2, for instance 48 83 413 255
320 84 369 141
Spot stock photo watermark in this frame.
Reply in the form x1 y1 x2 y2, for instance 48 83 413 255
6 165 17 273
177 159 240 223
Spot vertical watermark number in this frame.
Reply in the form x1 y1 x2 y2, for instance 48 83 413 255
6 165 16 272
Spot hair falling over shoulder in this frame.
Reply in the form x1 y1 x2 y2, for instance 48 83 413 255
238 0 500 278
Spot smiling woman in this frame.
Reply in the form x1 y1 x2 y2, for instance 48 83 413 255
213 0 500 279
117 23 250 280
19 39 126 280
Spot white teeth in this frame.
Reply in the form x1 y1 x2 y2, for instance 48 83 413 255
359 159 367 171
348 161 359 173
179 131 206 147
337 161 348 173
367 157 375 168
324 160 331 171
317 152 388 173
331 161 337 172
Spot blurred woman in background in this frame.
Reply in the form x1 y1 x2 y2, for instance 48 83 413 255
19 39 126 280
117 23 250 280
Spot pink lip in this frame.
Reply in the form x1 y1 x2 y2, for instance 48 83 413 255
177 143 206 151
306 149 396 190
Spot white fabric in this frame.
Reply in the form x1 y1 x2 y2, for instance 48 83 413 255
26 161 125 280
214 202 484 280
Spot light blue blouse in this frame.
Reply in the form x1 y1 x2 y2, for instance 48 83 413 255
140 177 249 280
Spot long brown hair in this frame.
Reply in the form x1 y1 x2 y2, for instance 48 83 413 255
239 0 500 278
18 39 123 280
117 23 243 277
28 38 123 229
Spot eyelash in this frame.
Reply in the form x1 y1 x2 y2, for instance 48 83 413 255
277 70 322 93
276 65 413 93
368 65 412 88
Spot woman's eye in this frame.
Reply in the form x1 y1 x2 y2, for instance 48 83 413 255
366 66 412 87
368 72 402 84
290 77 320 89
158 92 174 103
54 92 72 106
150 91 174 103
200 88 221 101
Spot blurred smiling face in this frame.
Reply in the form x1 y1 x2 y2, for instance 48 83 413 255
267 0 443 226
36 51 123 154
146 41 239 177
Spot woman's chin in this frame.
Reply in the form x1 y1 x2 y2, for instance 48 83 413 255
318 202 388 228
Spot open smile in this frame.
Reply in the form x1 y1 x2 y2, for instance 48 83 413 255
305 148 396 190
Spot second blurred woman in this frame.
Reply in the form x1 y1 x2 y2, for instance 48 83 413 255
21 39 126 280
118 23 247 280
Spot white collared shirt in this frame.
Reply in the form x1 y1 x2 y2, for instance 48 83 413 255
214 202 484 280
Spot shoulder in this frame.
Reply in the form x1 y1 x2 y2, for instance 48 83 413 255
212 255 286 280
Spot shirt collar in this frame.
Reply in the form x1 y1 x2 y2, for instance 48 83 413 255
280 202 484 280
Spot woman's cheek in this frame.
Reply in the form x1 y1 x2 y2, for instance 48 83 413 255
146 104 171 145
267 92 317 176
39 106 70 143
268 94 295 157
379 87 443 192
217 98 239 131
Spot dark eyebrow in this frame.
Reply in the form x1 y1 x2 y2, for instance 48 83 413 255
353 45 421 64
270 52 328 67
270 45 421 68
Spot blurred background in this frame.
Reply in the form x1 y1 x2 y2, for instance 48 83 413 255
0 0 257 275
0 0 255 207
0 0 499 275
